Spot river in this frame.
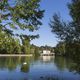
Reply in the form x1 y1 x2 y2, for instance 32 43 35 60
0 56 80 80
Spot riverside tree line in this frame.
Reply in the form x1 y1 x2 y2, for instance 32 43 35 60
50 0 80 59
0 0 44 54
0 0 80 60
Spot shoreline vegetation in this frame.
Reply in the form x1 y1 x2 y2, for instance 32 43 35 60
49 0 80 59
0 0 80 60
0 54 33 57
0 0 44 55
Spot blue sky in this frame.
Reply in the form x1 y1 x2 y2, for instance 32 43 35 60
31 0 71 47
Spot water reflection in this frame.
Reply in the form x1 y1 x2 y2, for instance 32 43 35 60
0 56 80 80
41 56 55 62
21 62 29 73
54 56 80 74
0 56 32 72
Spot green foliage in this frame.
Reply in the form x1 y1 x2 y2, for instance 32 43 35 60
0 31 21 54
0 0 44 54
54 42 65 56
49 0 80 58
68 0 80 24
0 0 44 32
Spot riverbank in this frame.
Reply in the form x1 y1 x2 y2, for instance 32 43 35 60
0 54 33 57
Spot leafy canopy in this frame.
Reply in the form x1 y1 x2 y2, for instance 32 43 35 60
0 0 44 37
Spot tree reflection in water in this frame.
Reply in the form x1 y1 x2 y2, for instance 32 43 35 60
0 56 32 72
21 63 29 73
0 56 80 80
54 56 80 74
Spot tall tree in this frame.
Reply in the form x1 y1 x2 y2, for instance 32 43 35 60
68 0 80 42
0 0 44 54
49 0 80 57
0 0 44 40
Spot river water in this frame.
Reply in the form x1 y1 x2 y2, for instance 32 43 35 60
0 56 80 80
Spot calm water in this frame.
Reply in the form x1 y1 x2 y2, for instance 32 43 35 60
0 56 80 80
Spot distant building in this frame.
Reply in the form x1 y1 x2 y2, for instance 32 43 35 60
43 50 51 54
41 50 55 56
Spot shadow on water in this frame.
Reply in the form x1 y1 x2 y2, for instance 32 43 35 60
36 56 80 80
0 56 33 72
54 56 80 74
0 55 80 80
39 76 59 80
21 63 30 73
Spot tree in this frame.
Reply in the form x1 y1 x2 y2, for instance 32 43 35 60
54 42 66 56
0 0 44 54
20 34 39 54
68 0 80 42
49 0 80 58
0 0 44 36
68 0 80 24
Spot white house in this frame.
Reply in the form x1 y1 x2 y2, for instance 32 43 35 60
41 50 55 56
43 50 51 54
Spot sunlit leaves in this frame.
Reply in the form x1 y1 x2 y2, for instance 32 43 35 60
0 0 44 54
50 0 80 57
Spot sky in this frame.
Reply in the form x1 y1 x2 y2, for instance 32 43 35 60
31 0 71 47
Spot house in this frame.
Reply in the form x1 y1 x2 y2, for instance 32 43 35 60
43 50 51 54
41 50 55 56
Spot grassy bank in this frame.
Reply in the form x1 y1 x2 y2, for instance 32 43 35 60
0 54 33 57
